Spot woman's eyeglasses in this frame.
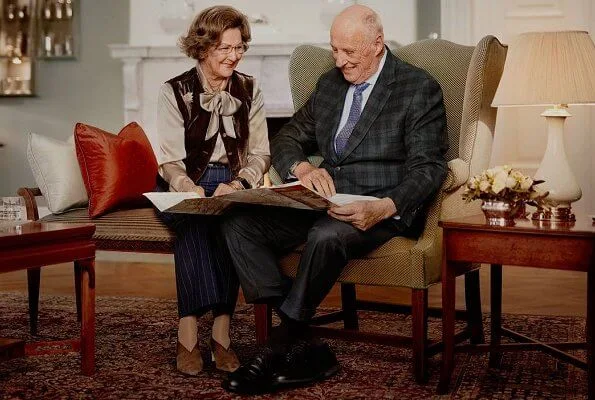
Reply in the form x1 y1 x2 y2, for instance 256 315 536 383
215 44 248 55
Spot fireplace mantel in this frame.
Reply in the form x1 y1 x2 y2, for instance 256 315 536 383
109 42 326 152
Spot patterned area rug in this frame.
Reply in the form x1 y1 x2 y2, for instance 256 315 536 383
0 293 587 399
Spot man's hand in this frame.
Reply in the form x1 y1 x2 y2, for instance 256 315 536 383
294 162 336 197
213 183 237 197
328 198 397 231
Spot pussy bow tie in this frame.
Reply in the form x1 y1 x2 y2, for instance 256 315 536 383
199 91 241 140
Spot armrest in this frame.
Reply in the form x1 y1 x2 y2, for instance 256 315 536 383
17 187 42 221
412 159 469 254
442 158 469 193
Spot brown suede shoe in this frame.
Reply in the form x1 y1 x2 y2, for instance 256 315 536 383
176 341 203 376
210 337 240 372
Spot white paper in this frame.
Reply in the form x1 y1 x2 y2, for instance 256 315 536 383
328 193 401 220
329 193 381 206
143 192 200 212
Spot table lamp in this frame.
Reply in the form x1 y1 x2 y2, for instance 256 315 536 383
492 31 595 222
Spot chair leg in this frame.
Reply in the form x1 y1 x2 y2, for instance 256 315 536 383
74 262 82 322
27 268 41 335
341 283 359 330
464 269 485 344
489 264 503 368
254 303 272 345
412 288 429 384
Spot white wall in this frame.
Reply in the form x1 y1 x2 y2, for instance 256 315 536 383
442 0 595 216
0 0 129 197
129 0 417 46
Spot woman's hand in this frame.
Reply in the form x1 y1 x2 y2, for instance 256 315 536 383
194 186 206 197
213 183 237 197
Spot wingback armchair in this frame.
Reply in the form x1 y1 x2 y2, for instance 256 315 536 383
261 36 507 383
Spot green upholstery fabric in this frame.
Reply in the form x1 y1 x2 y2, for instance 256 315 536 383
273 36 507 289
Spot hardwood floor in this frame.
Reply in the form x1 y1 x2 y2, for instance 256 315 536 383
0 260 586 317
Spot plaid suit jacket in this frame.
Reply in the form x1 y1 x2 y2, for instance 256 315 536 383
272 50 448 231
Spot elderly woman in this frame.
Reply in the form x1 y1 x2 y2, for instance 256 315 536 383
155 6 270 376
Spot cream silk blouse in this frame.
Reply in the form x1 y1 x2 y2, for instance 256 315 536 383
156 66 270 192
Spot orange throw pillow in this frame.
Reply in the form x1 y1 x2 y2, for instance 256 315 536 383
74 122 158 218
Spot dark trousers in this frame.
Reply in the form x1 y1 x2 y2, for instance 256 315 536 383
157 165 239 318
221 207 400 322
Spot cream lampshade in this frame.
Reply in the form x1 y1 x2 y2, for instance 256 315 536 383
492 31 595 222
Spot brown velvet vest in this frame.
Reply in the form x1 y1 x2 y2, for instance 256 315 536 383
166 68 253 182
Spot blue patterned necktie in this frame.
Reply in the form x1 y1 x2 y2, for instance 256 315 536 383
335 82 370 156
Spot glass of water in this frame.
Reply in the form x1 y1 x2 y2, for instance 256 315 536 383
0 196 27 221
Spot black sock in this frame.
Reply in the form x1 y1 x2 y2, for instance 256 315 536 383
270 310 311 345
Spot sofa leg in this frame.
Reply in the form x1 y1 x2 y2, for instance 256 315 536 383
341 283 359 330
254 303 272 345
74 262 82 322
464 269 484 344
412 288 429 384
27 268 41 335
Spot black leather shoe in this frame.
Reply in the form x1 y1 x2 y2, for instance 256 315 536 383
221 346 278 394
273 339 340 388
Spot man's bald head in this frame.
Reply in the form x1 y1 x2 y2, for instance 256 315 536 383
331 5 383 43
330 5 385 84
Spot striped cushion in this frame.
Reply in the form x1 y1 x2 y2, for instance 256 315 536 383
41 208 175 252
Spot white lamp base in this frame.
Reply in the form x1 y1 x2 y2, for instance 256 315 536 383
531 106 581 222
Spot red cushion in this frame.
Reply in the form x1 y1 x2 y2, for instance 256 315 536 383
74 122 158 218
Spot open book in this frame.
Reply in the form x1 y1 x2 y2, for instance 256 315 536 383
144 181 380 215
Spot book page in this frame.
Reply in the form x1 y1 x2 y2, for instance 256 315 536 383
329 193 381 206
269 182 335 210
143 192 200 212
168 197 234 215
222 187 315 210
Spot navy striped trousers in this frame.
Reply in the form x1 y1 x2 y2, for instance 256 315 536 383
156 165 239 318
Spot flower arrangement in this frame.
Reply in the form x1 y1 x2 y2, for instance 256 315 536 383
462 165 545 204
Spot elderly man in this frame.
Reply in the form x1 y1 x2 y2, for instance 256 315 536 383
222 4 447 394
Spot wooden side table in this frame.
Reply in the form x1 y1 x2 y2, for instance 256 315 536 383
0 221 96 375
437 214 594 397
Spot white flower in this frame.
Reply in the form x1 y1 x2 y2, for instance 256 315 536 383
520 177 533 191
511 170 524 181
479 180 490 192
505 176 517 189
492 170 508 194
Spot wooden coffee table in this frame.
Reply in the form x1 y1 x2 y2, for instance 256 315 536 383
0 221 96 375
437 214 594 398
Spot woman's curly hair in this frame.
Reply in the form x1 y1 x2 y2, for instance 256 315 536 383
179 6 251 61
